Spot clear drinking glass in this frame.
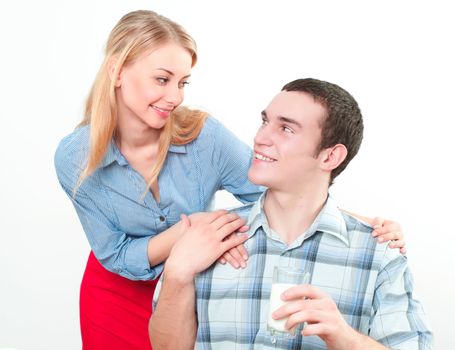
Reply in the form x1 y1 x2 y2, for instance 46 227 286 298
267 266 310 336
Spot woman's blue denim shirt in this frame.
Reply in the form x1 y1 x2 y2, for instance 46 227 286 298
55 116 263 280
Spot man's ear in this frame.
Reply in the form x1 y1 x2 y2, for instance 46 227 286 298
107 57 122 87
319 144 348 171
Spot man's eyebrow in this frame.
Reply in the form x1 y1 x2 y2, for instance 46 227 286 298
156 68 191 79
278 116 302 128
261 111 302 128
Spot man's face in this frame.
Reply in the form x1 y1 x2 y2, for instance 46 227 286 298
248 90 326 191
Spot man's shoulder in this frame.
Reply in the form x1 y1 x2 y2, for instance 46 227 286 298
341 211 374 235
339 210 399 261
229 202 255 220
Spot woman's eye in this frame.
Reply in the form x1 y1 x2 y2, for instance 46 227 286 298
156 77 168 85
282 126 293 133
179 81 190 89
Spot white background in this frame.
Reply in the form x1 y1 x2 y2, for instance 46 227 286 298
1 1 453 349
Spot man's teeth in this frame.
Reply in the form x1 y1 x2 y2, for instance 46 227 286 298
255 153 276 162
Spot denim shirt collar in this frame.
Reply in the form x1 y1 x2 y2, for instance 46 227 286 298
101 142 187 168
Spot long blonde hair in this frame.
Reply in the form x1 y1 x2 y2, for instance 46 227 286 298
76 10 207 192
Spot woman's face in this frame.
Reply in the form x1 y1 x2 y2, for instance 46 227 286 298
115 43 193 130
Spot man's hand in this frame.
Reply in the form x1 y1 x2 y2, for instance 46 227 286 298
164 210 248 283
272 284 388 350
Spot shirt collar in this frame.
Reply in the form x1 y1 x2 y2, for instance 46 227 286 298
168 144 187 154
101 142 187 168
306 195 349 246
101 142 127 167
247 190 349 247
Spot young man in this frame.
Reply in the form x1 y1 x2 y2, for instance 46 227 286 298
149 78 432 349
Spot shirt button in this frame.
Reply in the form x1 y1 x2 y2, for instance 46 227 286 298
159 215 165 222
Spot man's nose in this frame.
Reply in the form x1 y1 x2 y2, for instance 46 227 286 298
254 124 273 146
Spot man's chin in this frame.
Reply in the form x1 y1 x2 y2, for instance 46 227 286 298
248 171 270 188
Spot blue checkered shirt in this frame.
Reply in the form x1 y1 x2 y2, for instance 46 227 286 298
191 193 433 349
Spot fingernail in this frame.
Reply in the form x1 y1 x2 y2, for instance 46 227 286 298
378 237 383 242
243 255 248 260
372 232 377 237
240 262 246 268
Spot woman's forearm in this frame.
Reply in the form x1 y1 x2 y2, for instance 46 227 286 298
147 220 183 266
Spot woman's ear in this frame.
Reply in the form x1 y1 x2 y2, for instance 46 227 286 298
107 57 122 87
319 144 348 172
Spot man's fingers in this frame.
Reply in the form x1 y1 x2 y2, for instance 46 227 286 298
282 284 327 301
301 322 327 337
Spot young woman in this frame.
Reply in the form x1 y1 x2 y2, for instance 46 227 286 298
54 10 405 349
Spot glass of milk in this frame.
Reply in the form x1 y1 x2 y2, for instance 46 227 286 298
267 266 310 336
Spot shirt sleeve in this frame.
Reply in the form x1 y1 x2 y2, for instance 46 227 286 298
54 136 160 281
210 117 265 203
369 249 433 349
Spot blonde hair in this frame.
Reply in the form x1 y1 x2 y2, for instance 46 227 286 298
76 10 207 193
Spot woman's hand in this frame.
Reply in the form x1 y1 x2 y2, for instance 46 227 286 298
218 226 249 269
340 209 406 254
371 217 406 254
189 211 250 269
166 210 248 281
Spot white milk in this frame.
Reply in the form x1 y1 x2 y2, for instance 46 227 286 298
267 282 295 332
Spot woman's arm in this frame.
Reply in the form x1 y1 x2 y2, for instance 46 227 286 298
210 117 264 203
150 212 248 349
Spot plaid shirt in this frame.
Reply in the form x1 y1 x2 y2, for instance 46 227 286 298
191 193 433 349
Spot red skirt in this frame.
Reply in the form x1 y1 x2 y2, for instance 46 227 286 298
80 251 157 350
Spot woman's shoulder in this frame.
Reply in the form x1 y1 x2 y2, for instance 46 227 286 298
54 124 90 173
200 114 220 133
197 115 236 144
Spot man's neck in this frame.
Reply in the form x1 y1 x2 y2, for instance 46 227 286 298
263 186 329 245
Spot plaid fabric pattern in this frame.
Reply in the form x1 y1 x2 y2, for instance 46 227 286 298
193 193 433 349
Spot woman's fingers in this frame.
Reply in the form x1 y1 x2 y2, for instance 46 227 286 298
372 216 385 230
222 250 244 269
375 231 403 243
